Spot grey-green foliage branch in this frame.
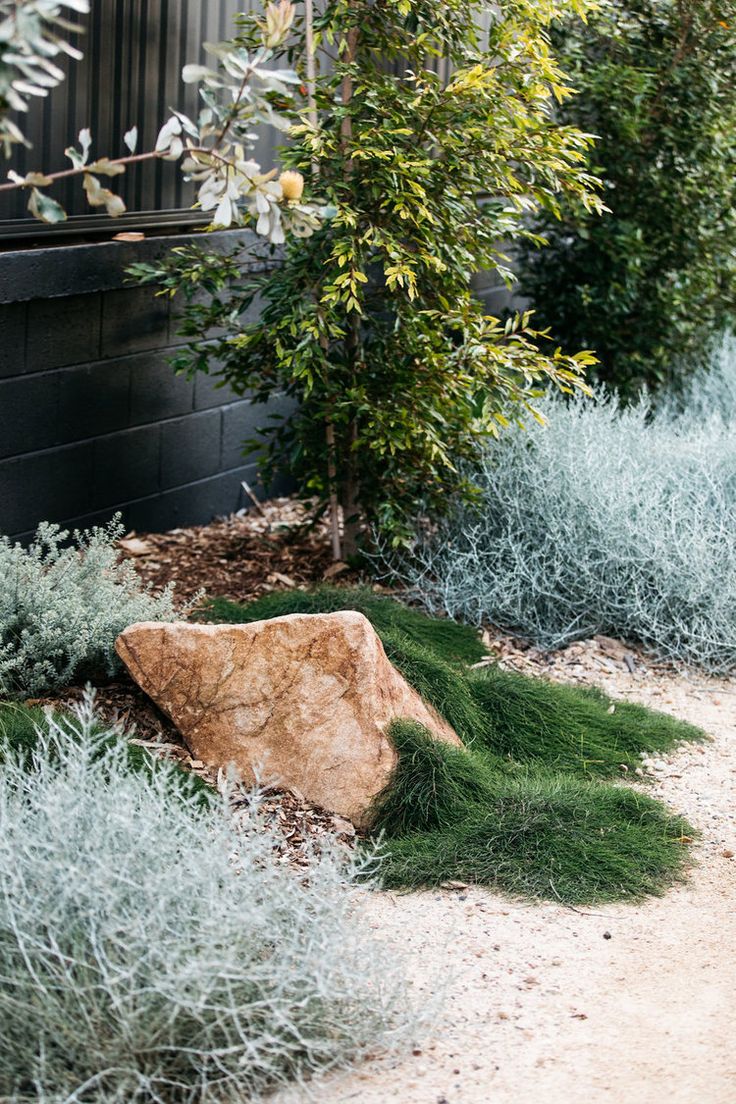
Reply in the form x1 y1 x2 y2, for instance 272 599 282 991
0 0 329 243
131 0 606 556
0 0 89 155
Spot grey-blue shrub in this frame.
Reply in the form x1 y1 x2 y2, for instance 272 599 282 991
0 517 178 698
0 697 417 1102
387 343 736 671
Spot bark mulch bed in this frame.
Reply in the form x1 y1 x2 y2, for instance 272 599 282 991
116 496 359 606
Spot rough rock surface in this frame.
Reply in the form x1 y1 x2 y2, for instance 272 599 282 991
116 611 461 825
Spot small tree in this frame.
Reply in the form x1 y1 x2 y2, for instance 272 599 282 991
136 0 605 556
517 0 736 396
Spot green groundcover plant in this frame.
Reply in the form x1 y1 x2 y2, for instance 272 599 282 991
137 0 603 554
383 340 736 672
0 696 418 1102
517 0 736 395
208 586 701 904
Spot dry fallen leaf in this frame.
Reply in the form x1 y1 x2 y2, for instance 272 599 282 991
323 561 350 580
268 571 297 588
118 537 153 556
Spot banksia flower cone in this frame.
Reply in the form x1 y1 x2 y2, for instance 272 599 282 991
279 170 305 201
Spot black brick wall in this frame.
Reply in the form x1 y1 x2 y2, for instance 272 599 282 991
0 230 291 542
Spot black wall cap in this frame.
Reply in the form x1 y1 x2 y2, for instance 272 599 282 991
0 228 276 305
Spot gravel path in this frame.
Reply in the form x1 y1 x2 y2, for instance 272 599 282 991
275 652 736 1104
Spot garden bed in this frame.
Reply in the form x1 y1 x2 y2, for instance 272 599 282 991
116 497 360 604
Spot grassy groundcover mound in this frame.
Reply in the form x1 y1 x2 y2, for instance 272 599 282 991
206 587 703 905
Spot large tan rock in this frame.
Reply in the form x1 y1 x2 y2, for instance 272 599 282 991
116 611 461 826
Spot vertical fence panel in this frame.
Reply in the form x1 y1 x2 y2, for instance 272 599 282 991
1 0 280 226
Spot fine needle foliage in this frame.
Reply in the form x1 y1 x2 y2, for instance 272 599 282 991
0 696 418 1103
384 342 736 673
209 587 701 903
374 723 692 903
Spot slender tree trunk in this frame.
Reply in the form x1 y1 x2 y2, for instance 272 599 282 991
304 0 342 561
339 23 363 559
342 409 361 557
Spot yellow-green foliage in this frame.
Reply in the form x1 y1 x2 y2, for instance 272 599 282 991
138 0 603 544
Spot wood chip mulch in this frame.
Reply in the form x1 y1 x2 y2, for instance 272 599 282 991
117 496 359 605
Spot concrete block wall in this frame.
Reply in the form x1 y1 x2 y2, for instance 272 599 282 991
0 230 291 542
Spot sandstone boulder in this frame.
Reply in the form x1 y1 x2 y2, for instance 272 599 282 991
116 611 461 826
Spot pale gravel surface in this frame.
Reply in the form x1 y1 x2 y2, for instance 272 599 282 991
274 637 736 1104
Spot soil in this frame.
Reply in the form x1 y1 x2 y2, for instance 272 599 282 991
116 502 736 1103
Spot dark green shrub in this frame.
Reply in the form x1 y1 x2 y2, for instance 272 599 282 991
517 1 736 395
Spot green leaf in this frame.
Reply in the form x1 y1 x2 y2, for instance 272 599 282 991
27 189 67 224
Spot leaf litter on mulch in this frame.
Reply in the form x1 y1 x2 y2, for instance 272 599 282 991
116 496 357 605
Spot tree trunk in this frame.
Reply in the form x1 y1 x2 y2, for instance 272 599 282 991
341 413 361 558
339 23 363 558
304 0 342 561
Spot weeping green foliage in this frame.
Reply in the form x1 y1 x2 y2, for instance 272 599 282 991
468 667 703 776
209 586 701 902
376 725 691 903
0 702 44 765
370 721 505 838
207 586 487 667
